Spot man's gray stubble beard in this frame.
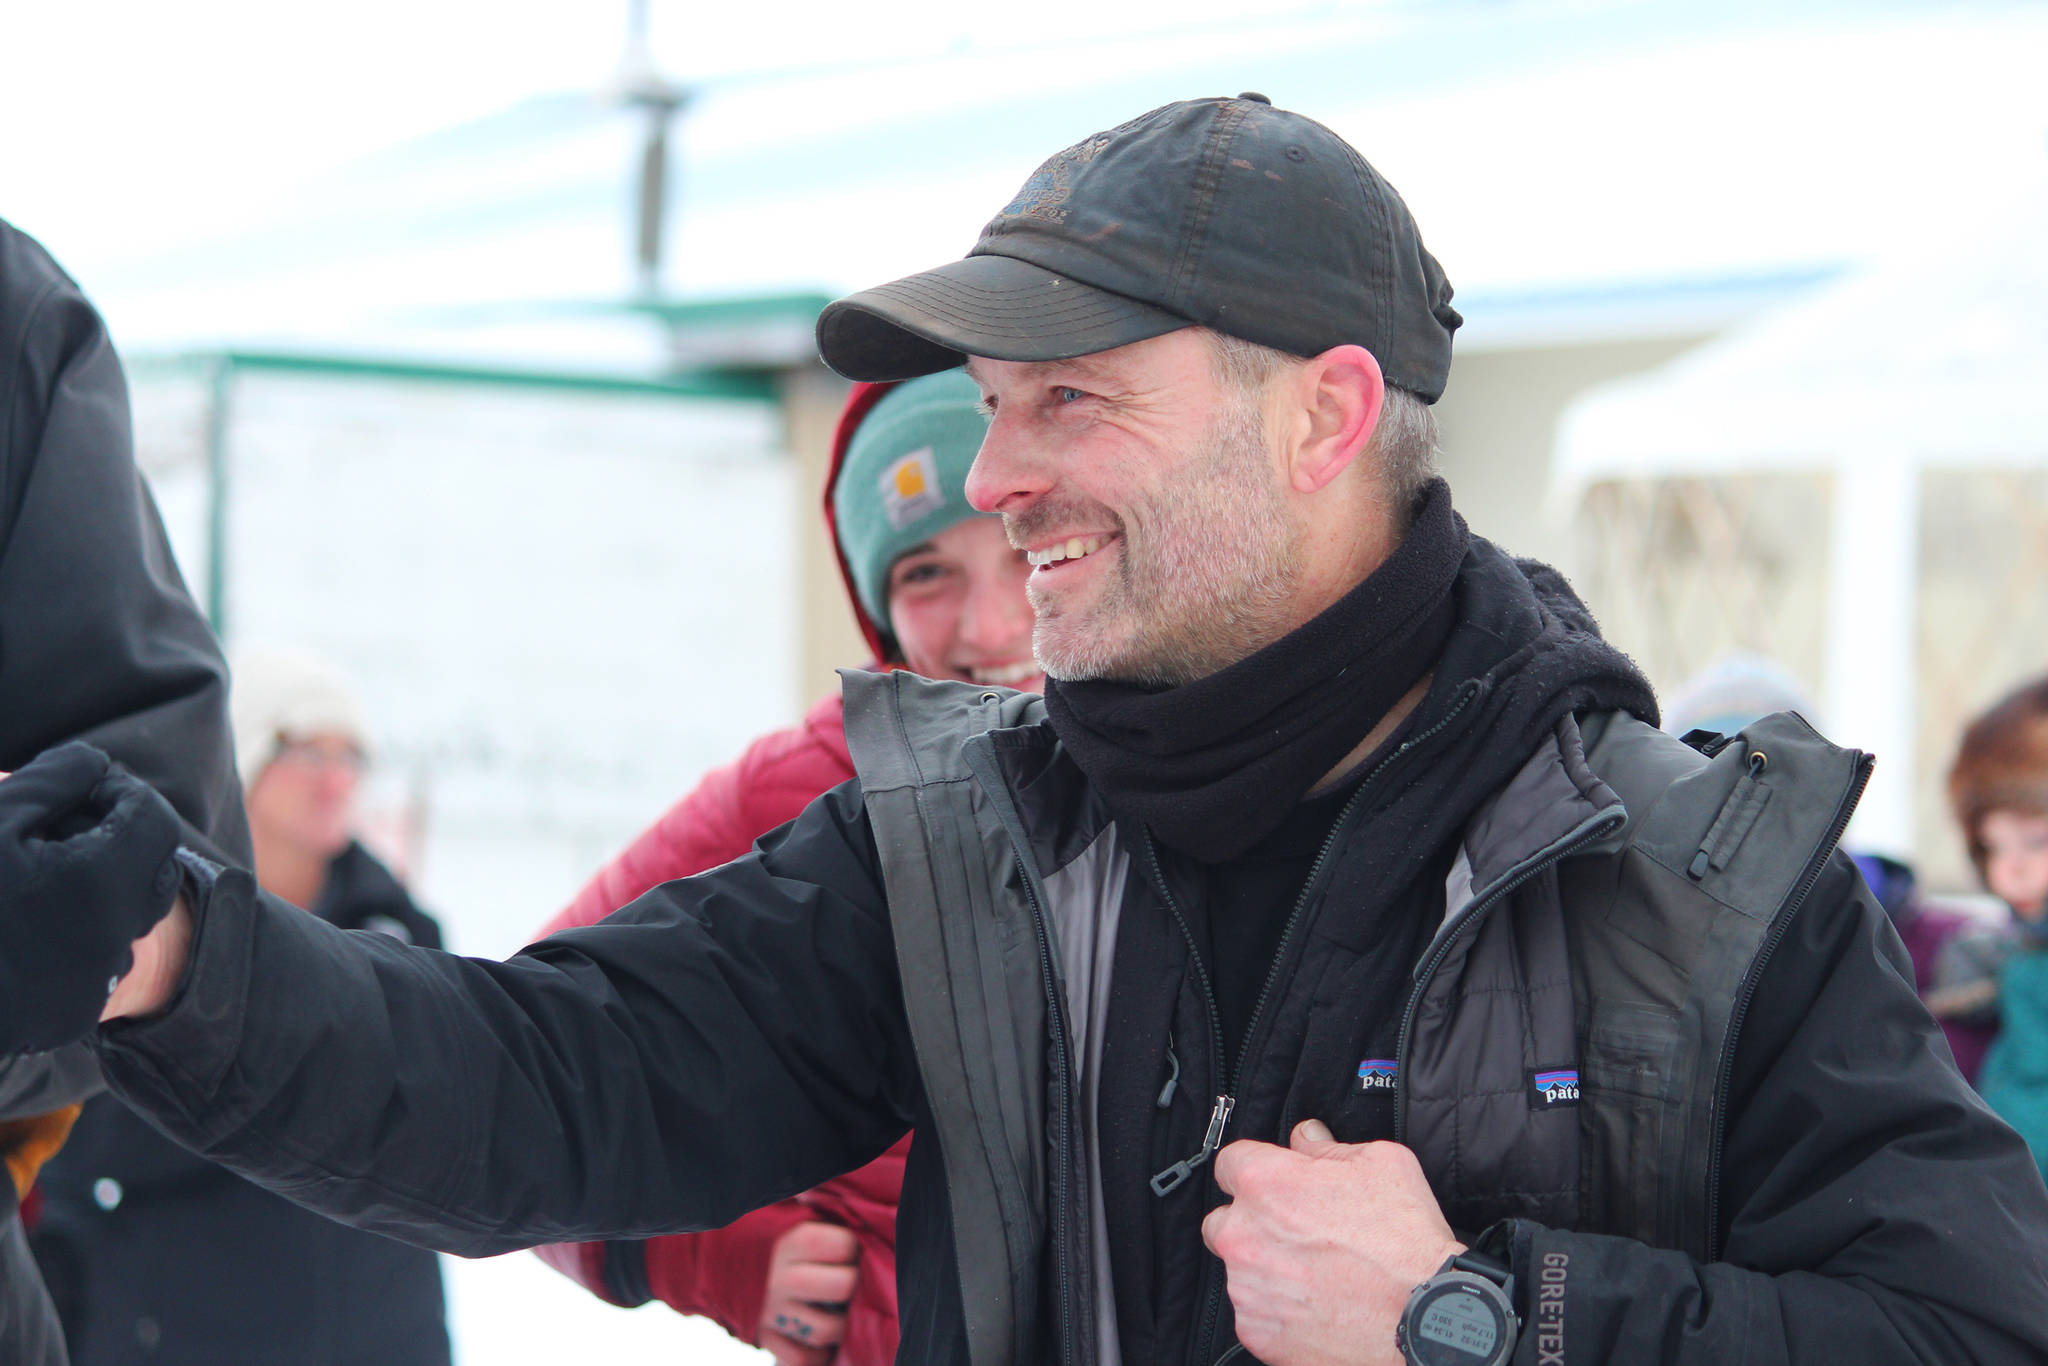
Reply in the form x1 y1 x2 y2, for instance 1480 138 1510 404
1029 393 1302 689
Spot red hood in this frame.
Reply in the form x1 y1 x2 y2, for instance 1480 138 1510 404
823 380 903 666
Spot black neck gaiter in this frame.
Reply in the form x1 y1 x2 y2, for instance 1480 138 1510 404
1044 479 1468 862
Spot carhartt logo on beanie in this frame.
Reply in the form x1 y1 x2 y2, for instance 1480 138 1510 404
881 447 945 530
832 368 992 631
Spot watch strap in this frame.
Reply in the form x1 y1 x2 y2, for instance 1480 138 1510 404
1448 1249 1514 1293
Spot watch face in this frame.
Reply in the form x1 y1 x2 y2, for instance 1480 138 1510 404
1403 1280 1508 1365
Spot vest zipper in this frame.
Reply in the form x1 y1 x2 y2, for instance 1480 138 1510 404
1701 752 1872 1263
1143 681 1481 1366
1144 831 1228 1197
1393 808 1626 1145
1016 854 1086 1366
1149 1094 1236 1196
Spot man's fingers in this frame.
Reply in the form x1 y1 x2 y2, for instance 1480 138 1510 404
0 741 110 844
766 1301 847 1347
761 1327 835 1366
778 1260 860 1306
1212 1136 1282 1196
1291 1117 1336 1149
1201 1201 1233 1257
781 1219 861 1264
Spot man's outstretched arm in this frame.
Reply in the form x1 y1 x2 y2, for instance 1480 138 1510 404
1 757 919 1257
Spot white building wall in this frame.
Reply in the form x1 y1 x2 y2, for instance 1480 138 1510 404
137 369 798 959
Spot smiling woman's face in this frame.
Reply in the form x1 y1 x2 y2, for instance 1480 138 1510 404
885 514 1042 693
246 731 362 862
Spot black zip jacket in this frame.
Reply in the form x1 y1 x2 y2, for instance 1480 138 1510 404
0 218 250 1366
91 554 2048 1366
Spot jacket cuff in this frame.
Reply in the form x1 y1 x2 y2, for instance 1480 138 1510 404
532 1240 648 1307
645 1201 816 1345
90 852 257 1110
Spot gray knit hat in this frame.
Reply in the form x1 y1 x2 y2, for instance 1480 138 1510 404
831 369 993 630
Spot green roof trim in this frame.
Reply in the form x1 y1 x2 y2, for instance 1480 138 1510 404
403 289 834 335
131 348 783 403
616 290 835 330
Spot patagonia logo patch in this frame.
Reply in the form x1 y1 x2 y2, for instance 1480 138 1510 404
880 447 944 530
1529 1067 1581 1108
1357 1059 1398 1092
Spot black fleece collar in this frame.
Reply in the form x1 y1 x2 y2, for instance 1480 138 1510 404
1044 480 1467 862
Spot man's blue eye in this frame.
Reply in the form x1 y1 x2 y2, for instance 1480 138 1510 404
1055 387 1085 404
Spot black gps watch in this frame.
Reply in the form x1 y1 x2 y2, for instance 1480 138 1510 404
1395 1249 1519 1366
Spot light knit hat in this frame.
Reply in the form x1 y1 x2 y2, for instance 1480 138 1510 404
228 649 370 785
830 368 993 632
1662 653 1820 741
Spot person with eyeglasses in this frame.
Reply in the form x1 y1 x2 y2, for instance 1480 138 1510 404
28 650 448 1366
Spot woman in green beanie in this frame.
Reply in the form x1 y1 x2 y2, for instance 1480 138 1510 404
529 368 1035 1366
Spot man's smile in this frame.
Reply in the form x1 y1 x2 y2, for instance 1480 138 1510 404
1025 533 1115 571
965 659 1043 686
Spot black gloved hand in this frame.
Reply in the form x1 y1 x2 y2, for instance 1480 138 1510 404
0 741 184 1054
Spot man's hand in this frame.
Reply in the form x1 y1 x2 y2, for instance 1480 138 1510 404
0 742 185 1053
757 1219 861 1366
1202 1119 1464 1366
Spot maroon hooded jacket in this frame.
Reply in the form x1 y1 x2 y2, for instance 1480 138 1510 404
530 381 910 1366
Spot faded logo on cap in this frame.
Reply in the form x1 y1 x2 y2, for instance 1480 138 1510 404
998 134 1113 226
881 447 946 530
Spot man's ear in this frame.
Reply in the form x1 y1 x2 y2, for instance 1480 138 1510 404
1285 345 1384 494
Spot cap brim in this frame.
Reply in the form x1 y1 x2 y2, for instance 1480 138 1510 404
816 253 1191 381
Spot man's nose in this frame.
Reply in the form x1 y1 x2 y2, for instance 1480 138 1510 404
964 411 1049 515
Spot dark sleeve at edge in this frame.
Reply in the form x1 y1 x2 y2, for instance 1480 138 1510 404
1506 853 2048 1365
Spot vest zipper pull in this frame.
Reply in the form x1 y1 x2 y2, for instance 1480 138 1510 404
1157 1039 1182 1109
1149 1094 1236 1196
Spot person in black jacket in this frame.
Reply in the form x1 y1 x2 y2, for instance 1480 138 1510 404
4 98 2048 1366
30 650 449 1366
0 218 250 1366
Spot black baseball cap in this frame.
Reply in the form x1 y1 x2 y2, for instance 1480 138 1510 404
816 94 1462 401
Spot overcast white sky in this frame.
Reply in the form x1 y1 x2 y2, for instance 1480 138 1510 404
0 0 1336 251
7 0 2047 354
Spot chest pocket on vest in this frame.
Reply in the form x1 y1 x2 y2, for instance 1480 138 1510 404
1579 1001 1681 1240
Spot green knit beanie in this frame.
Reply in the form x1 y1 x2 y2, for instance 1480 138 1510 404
832 368 992 632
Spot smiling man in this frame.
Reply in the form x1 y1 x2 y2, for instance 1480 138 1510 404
2 96 2047 1366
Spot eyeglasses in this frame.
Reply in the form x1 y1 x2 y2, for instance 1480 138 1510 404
269 737 367 775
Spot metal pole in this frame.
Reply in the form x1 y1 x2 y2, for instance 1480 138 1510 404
1822 446 1919 858
202 357 234 639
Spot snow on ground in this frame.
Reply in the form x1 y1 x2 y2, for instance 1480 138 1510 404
444 1250 768 1364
